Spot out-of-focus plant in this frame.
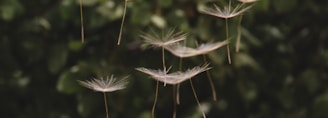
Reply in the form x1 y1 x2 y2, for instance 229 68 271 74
1 0 328 118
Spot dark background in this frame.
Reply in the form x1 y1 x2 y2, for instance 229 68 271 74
1 0 328 118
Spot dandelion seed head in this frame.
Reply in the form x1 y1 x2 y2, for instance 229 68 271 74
139 29 187 47
200 3 252 19
238 0 258 3
136 64 211 85
165 40 228 58
78 75 128 92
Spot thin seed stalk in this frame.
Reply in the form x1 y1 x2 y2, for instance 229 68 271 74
189 79 206 118
162 47 167 86
236 14 243 52
79 0 84 43
152 81 159 118
202 55 217 101
176 39 186 104
176 57 183 105
117 0 128 45
172 85 177 118
176 84 180 104
225 18 231 64
151 46 166 118
172 57 184 118
103 92 109 118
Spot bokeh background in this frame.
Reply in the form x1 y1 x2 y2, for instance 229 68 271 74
1 0 328 118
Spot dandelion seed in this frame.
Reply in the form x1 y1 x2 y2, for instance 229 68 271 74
78 75 128 118
165 40 228 58
200 1 252 64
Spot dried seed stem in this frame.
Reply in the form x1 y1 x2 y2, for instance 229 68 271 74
202 55 217 101
152 81 159 118
117 0 128 45
103 92 109 118
162 47 167 86
225 18 231 64
172 85 177 118
79 0 85 43
236 14 243 52
190 79 206 118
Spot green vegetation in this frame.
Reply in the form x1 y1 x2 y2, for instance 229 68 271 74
0 0 328 118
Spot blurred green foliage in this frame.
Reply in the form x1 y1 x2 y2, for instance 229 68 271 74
1 0 328 118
